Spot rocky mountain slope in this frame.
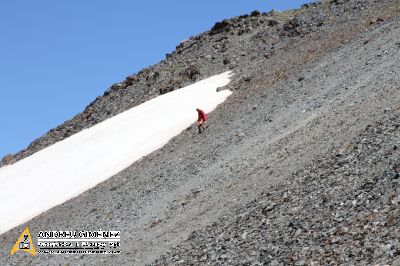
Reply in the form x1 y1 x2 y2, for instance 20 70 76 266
154 105 400 265
2 0 398 167
1 0 400 265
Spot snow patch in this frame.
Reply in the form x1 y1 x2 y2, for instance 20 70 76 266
0 71 234 235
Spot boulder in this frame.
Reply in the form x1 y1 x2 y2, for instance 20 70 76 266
1 154 14 165
159 79 183 95
267 20 279 27
281 18 302 37
210 20 231 35
184 65 200 81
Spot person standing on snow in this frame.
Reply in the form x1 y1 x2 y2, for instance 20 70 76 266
196 108 207 134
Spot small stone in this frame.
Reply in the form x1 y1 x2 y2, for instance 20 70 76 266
191 188 204 194
393 163 400 173
243 76 251 82
223 58 230 65
370 17 384 24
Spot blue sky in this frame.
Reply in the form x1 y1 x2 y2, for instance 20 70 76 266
0 0 310 158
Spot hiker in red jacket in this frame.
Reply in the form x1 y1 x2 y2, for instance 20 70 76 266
196 108 207 133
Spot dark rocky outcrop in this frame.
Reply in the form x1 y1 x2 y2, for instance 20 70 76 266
1 154 13 165
210 20 231 35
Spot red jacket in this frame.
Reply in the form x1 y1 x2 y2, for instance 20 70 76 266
197 109 207 121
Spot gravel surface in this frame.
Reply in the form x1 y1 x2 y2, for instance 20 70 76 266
153 107 400 266
1 0 399 265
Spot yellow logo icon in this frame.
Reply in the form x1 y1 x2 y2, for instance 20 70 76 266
10 227 36 256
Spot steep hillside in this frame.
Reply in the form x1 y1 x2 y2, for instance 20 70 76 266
1 0 399 265
2 0 398 167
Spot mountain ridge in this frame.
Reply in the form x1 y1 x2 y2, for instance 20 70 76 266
2 0 398 167
1 0 400 265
